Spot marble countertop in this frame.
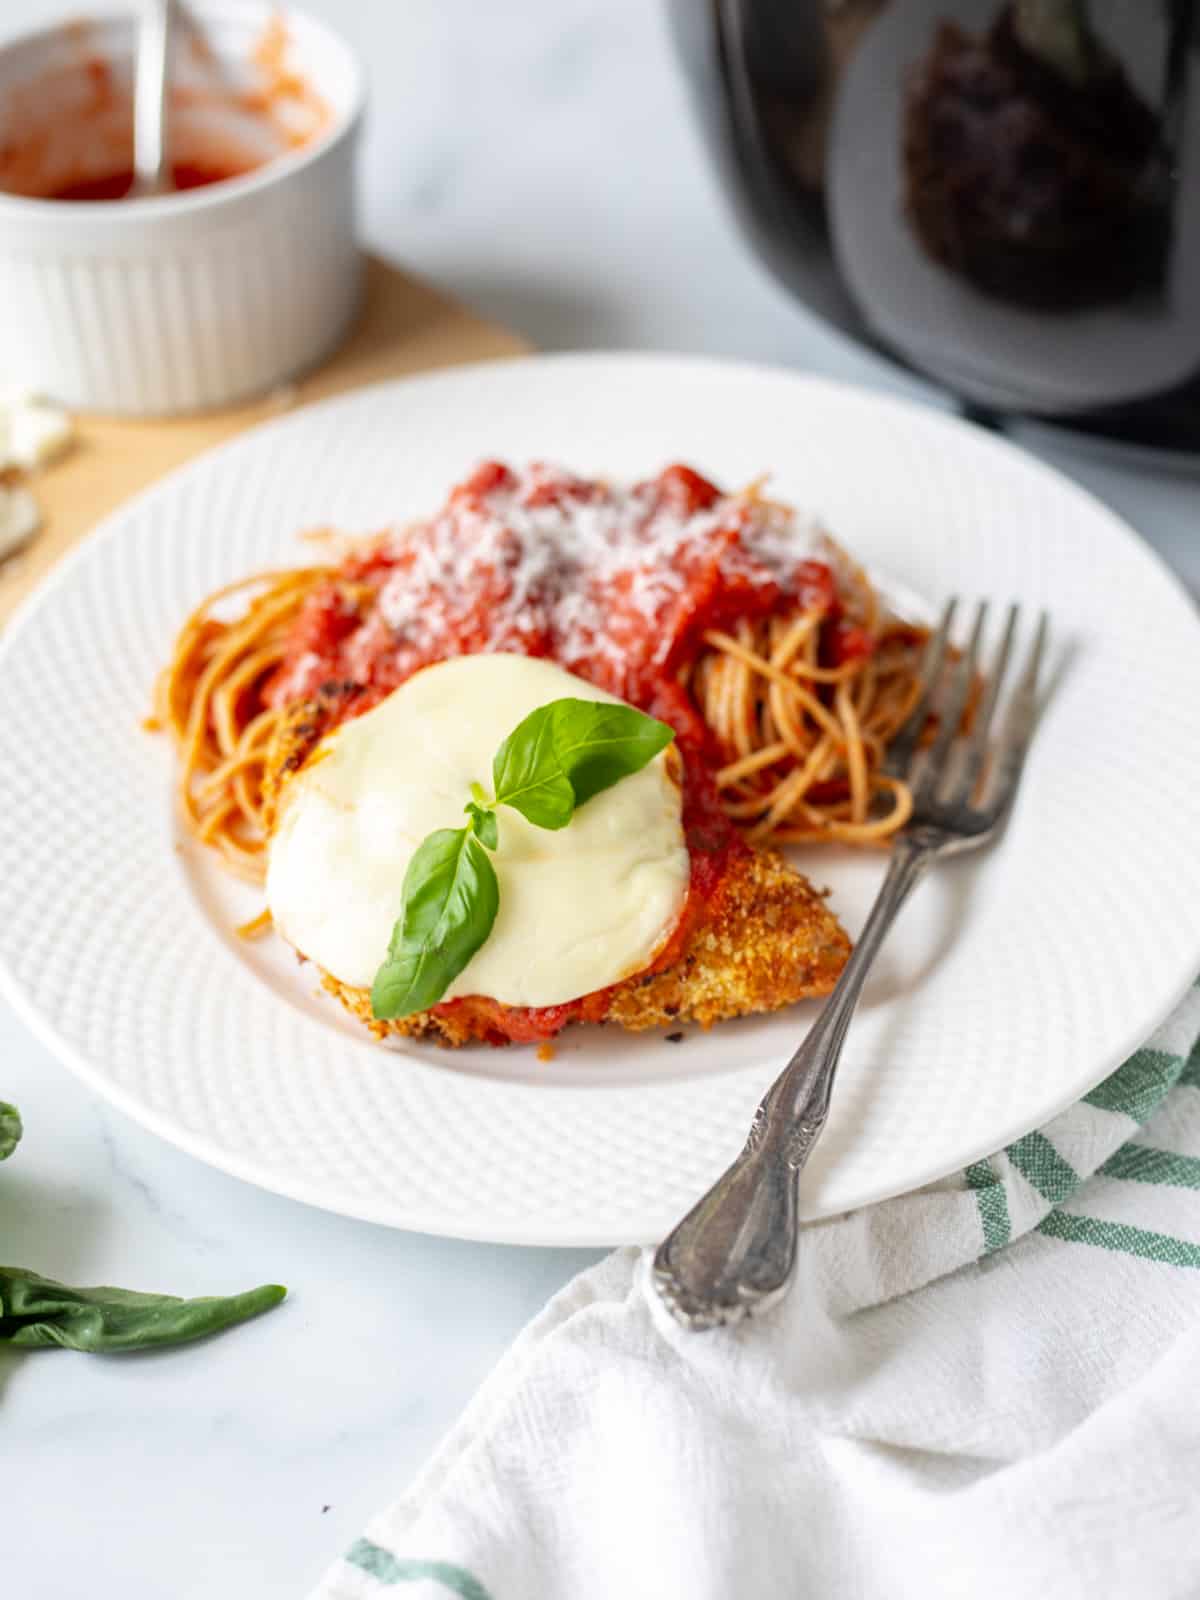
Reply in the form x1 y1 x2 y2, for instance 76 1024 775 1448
2 2 1196 1594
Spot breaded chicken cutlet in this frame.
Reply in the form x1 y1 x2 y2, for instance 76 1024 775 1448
264 692 851 1048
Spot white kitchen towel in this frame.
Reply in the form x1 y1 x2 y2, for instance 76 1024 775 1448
313 982 1200 1600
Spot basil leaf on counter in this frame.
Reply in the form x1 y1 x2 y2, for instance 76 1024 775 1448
0 1270 285 1352
493 698 675 829
0 1101 21 1162
371 827 499 1019
0 1099 285 1353
464 800 498 851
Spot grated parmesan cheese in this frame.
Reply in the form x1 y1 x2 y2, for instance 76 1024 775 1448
375 465 823 680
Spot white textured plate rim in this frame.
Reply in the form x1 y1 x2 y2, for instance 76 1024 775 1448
0 961 621 1246
1 351 1198 1246
3 907 1199 1249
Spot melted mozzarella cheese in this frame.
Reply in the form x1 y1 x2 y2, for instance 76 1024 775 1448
266 654 690 1009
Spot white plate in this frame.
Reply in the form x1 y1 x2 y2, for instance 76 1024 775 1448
2 355 1198 1245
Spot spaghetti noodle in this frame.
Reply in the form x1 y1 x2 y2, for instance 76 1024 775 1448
151 566 339 896
691 605 926 845
152 465 930 901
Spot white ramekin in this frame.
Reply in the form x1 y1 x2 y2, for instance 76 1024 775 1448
0 5 364 415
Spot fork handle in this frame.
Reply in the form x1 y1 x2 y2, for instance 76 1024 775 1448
652 836 935 1329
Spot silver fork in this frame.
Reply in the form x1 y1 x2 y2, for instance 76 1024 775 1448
652 600 1049 1331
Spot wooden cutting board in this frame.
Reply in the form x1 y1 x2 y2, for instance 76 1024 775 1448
0 254 529 626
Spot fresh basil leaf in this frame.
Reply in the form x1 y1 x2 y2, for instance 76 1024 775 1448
371 827 499 1019
549 699 676 809
0 1269 285 1352
491 707 576 830
464 800 498 851
0 1101 20 1162
493 698 675 828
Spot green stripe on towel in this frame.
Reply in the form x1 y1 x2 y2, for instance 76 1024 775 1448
1007 1132 1079 1205
345 1539 493 1599
965 1160 1011 1252
1084 1047 1186 1122
1037 1210 1200 1269
1179 1038 1200 1092
1099 1145 1200 1191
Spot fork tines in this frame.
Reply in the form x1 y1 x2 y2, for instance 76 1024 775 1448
885 600 1048 828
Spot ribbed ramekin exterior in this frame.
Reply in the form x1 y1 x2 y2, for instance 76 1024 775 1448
0 9 363 415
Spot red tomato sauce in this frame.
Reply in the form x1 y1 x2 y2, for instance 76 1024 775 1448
47 161 255 201
0 22 328 205
267 463 851 1044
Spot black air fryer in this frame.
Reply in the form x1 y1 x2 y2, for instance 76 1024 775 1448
670 0 1200 456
